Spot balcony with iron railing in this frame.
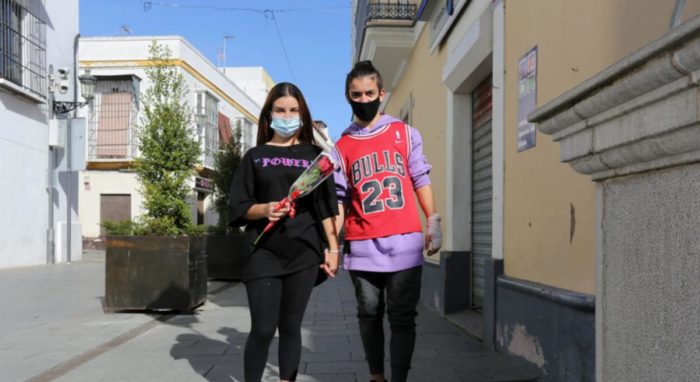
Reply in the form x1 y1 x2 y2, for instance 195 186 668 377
354 0 418 61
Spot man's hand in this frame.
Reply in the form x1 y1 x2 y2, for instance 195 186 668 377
424 214 442 256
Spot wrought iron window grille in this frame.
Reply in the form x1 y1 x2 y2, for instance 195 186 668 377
0 0 47 99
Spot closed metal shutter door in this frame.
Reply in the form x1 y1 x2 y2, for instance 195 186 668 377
100 194 131 236
471 76 493 309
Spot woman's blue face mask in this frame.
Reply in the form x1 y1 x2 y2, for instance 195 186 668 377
270 116 301 138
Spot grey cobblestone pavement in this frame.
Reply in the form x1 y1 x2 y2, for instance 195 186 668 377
0 251 538 381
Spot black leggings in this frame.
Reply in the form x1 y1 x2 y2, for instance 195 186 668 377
244 266 318 382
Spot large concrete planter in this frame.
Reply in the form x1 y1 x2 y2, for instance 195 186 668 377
206 235 248 280
105 236 207 312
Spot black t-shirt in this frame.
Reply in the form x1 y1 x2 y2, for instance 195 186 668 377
228 143 338 281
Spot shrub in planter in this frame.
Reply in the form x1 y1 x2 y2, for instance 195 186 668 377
103 42 206 312
206 125 249 279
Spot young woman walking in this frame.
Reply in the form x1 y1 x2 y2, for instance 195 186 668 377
229 82 340 382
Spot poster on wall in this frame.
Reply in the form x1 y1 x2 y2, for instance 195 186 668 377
517 46 537 152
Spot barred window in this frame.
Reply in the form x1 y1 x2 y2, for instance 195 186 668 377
0 0 47 99
88 78 140 161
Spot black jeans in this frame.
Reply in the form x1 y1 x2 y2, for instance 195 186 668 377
349 266 422 382
244 266 318 382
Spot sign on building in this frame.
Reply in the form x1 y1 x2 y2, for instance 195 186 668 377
517 46 537 152
195 176 213 192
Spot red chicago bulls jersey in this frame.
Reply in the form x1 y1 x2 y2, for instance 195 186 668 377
335 122 422 240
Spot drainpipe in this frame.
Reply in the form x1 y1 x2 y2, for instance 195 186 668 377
48 65 55 264
670 0 686 30
66 33 80 263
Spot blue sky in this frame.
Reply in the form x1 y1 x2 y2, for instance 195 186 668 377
79 0 352 139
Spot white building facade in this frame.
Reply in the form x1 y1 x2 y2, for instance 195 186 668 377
220 66 273 153
0 0 81 269
221 66 274 108
77 36 262 243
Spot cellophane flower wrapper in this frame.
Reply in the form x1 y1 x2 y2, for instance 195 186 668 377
288 152 337 200
252 151 338 245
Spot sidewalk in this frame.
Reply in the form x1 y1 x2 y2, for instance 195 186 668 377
0 251 538 382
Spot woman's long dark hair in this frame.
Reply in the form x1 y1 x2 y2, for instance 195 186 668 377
257 82 315 146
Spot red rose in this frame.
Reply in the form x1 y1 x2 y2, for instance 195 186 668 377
317 156 334 173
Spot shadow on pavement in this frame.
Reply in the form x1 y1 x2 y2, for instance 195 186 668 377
165 309 313 381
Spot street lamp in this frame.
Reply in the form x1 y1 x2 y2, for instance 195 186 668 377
79 70 96 103
195 112 208 127
52 69 97 114
195 111 208 149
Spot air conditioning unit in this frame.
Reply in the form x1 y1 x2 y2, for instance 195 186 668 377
48 119 66 148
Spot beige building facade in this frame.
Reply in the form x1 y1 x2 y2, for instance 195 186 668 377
354 0 700 380
525 1 700 380
504 0 700 295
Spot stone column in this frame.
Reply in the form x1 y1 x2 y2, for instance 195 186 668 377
529 16 700 382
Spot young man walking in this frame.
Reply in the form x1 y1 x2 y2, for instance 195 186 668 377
334 60 443 382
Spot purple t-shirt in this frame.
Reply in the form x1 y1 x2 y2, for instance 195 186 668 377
334 114 432 272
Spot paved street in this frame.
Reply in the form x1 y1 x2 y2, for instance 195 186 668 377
0 251 537 382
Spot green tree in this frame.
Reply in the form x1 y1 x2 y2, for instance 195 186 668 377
134 41 201 236
210 125 244 235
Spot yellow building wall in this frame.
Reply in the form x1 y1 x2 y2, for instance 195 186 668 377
503 0 700 294
382 25 448 262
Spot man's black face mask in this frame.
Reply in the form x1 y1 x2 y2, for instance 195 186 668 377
350 97 381 122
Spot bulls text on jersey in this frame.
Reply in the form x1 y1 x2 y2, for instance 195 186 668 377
350 150 406 186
